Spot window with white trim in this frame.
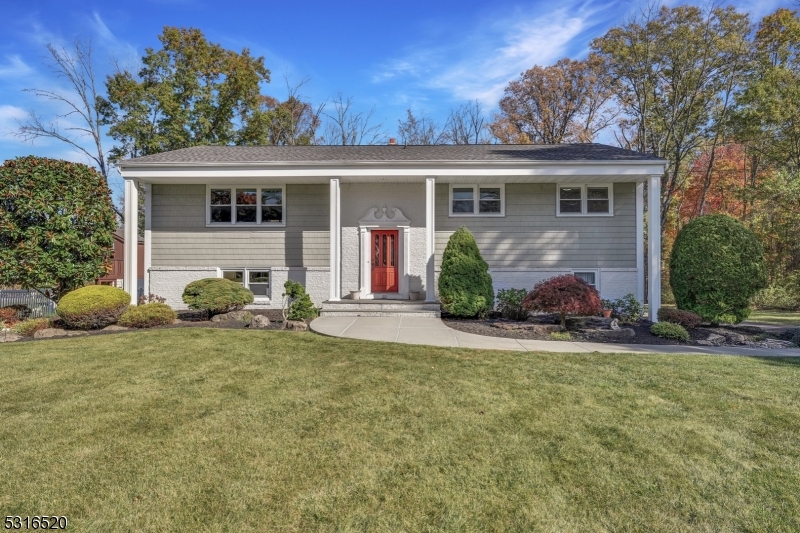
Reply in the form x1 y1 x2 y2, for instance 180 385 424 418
557 184 613 216
449 184 505 216
208 186 285 225
222 268 271 299
572 270 599 290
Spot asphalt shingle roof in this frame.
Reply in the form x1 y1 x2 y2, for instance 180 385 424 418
120 144 664 165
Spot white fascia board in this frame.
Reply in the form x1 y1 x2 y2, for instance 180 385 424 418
118 160 667 181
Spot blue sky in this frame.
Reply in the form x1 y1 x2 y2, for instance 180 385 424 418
0 0 789 199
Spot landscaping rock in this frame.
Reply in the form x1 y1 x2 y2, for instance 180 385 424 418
723 332 746 345
102 325 128 332
286 320 308 331
565 316 614 331
33 328 89 339
586 328 636 340
696 340 714 346
211 311 253 323
492 322 564 334
1 332 22 343
705 333 726 346
249 315 271 329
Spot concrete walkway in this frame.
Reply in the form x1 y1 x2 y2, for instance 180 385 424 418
310 316 800 357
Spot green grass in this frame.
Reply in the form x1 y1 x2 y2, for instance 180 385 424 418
748 309 800 327
1 330 800 532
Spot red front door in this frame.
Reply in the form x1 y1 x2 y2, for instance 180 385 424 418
371 230 399 293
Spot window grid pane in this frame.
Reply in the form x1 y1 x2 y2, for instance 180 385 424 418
222 270 244 285
574 272 596 286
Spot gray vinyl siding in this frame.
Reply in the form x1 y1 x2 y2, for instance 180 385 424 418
435 182 636 269
151 184 329 268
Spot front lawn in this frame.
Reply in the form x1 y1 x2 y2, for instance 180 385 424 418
1 330 799 532
748 308 800 326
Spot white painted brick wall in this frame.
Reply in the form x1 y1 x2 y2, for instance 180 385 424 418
149 267 219 310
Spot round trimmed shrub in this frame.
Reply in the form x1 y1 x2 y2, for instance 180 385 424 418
182 278 254 317
118 303 177 328
438 226 494 318
282 280 318 321
670 214 767 324
650 322 690 341
522 274 602 327
57 285 131 329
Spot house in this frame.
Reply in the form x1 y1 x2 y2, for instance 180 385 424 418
116 143 668 319
97 229 145 297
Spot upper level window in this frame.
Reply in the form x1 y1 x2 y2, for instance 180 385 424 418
449 184 505 216
557 184 613 216
208 186 285 226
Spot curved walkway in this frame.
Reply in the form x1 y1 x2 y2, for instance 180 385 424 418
310 316 800 357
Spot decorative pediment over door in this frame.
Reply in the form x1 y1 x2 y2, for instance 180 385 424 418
358 205 411 227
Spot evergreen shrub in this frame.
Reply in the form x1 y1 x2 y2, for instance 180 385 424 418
670 214 767 324
283 280 318 321
182 278 254 317
119 303 177 328
496 288 529 320
57 285 130 329
438 226 494 318
650 322 690 341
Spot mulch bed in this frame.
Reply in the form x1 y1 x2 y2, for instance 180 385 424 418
442 313 790 348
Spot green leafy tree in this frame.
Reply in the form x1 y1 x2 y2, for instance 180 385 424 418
0 156 117 301
670 214 767 324
98 26 271 161
438 226 494 318
592 5 752 231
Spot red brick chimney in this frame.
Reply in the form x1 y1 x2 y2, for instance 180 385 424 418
388 138 397 145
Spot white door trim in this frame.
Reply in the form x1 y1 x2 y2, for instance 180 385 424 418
358 207 411 300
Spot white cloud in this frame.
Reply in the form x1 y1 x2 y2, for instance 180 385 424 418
0 56 34 79
0 105 28 139
372 0 615 105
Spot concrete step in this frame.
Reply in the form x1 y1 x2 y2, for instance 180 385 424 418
320 310 440 317
320 299 441 317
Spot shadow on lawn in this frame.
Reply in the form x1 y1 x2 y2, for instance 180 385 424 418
752 356 800 368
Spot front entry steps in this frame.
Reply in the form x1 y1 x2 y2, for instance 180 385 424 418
320 299 441 317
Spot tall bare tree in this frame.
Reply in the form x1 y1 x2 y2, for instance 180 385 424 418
15 39 114 192
489 54 617 144
397 108 442 145
441 100 491 144
318 93 386 145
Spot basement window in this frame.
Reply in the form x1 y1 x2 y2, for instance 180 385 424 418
221 268 271 300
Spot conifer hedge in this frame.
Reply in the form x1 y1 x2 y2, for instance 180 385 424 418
438 226 494 317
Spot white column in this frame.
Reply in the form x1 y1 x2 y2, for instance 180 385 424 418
636 181 644 303
329 178 341 301
425 177 436 302
143 183 152 298
123 178 139 305
648 175 662 321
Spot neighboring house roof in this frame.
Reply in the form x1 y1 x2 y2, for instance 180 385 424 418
118 144 665 166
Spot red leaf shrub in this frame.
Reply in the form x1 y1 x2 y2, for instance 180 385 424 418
657 307 702 329
522 275 603 327
0 307 19 327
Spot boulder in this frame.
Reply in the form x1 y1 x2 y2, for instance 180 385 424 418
586 328 636 340
723 332 746 345
286 320 308 331
1 332 22 343
706 333 726 346
249 315 271 329
492 322 564 334
211 311 253 323
696 340 714 346
565 316 615 331
33 328 89 339
102 325 128 332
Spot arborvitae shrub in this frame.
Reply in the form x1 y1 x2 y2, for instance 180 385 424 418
670 214 767 324
118 303 177 328
57 285 131 329
182 278 254 317
438 227 494 318
522 275 602 327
